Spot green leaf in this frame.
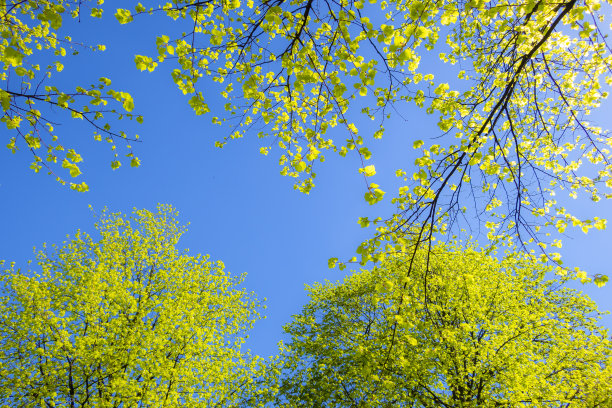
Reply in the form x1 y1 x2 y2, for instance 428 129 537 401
188 93 211 115
594 274 608 287
3 47 23 66
328 257 338 268
115 8 134 24
0 90 11 111
358 217 370 228
360 165 376 177
37 8 63 30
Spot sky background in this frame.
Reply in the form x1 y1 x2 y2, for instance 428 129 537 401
1 2 610 358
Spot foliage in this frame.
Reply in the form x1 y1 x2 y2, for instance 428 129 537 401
4 0 611 277
277 244 611 407
3 0 612 278
115 0 612 277
0 205 266 407
1 0 141 191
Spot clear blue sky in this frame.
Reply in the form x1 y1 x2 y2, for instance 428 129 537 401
1 2 610 357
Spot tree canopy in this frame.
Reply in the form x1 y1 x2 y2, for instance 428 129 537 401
277 244 611 407
117 0 612 276
2 0 612 278
0 205 266 407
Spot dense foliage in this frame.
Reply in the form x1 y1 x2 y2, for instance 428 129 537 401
0 207 609 407
277 244 611 407
0 206 266 407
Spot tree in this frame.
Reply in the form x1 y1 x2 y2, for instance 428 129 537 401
0 205 267 407
5 0 612 277
115 0 612 279
276 243 611 407
1 0 141 191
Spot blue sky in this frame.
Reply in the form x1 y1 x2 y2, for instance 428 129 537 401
0 2 610 357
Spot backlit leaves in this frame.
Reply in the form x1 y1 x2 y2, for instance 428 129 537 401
119 0 611 278
0 205 267 407
1 0 141 189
